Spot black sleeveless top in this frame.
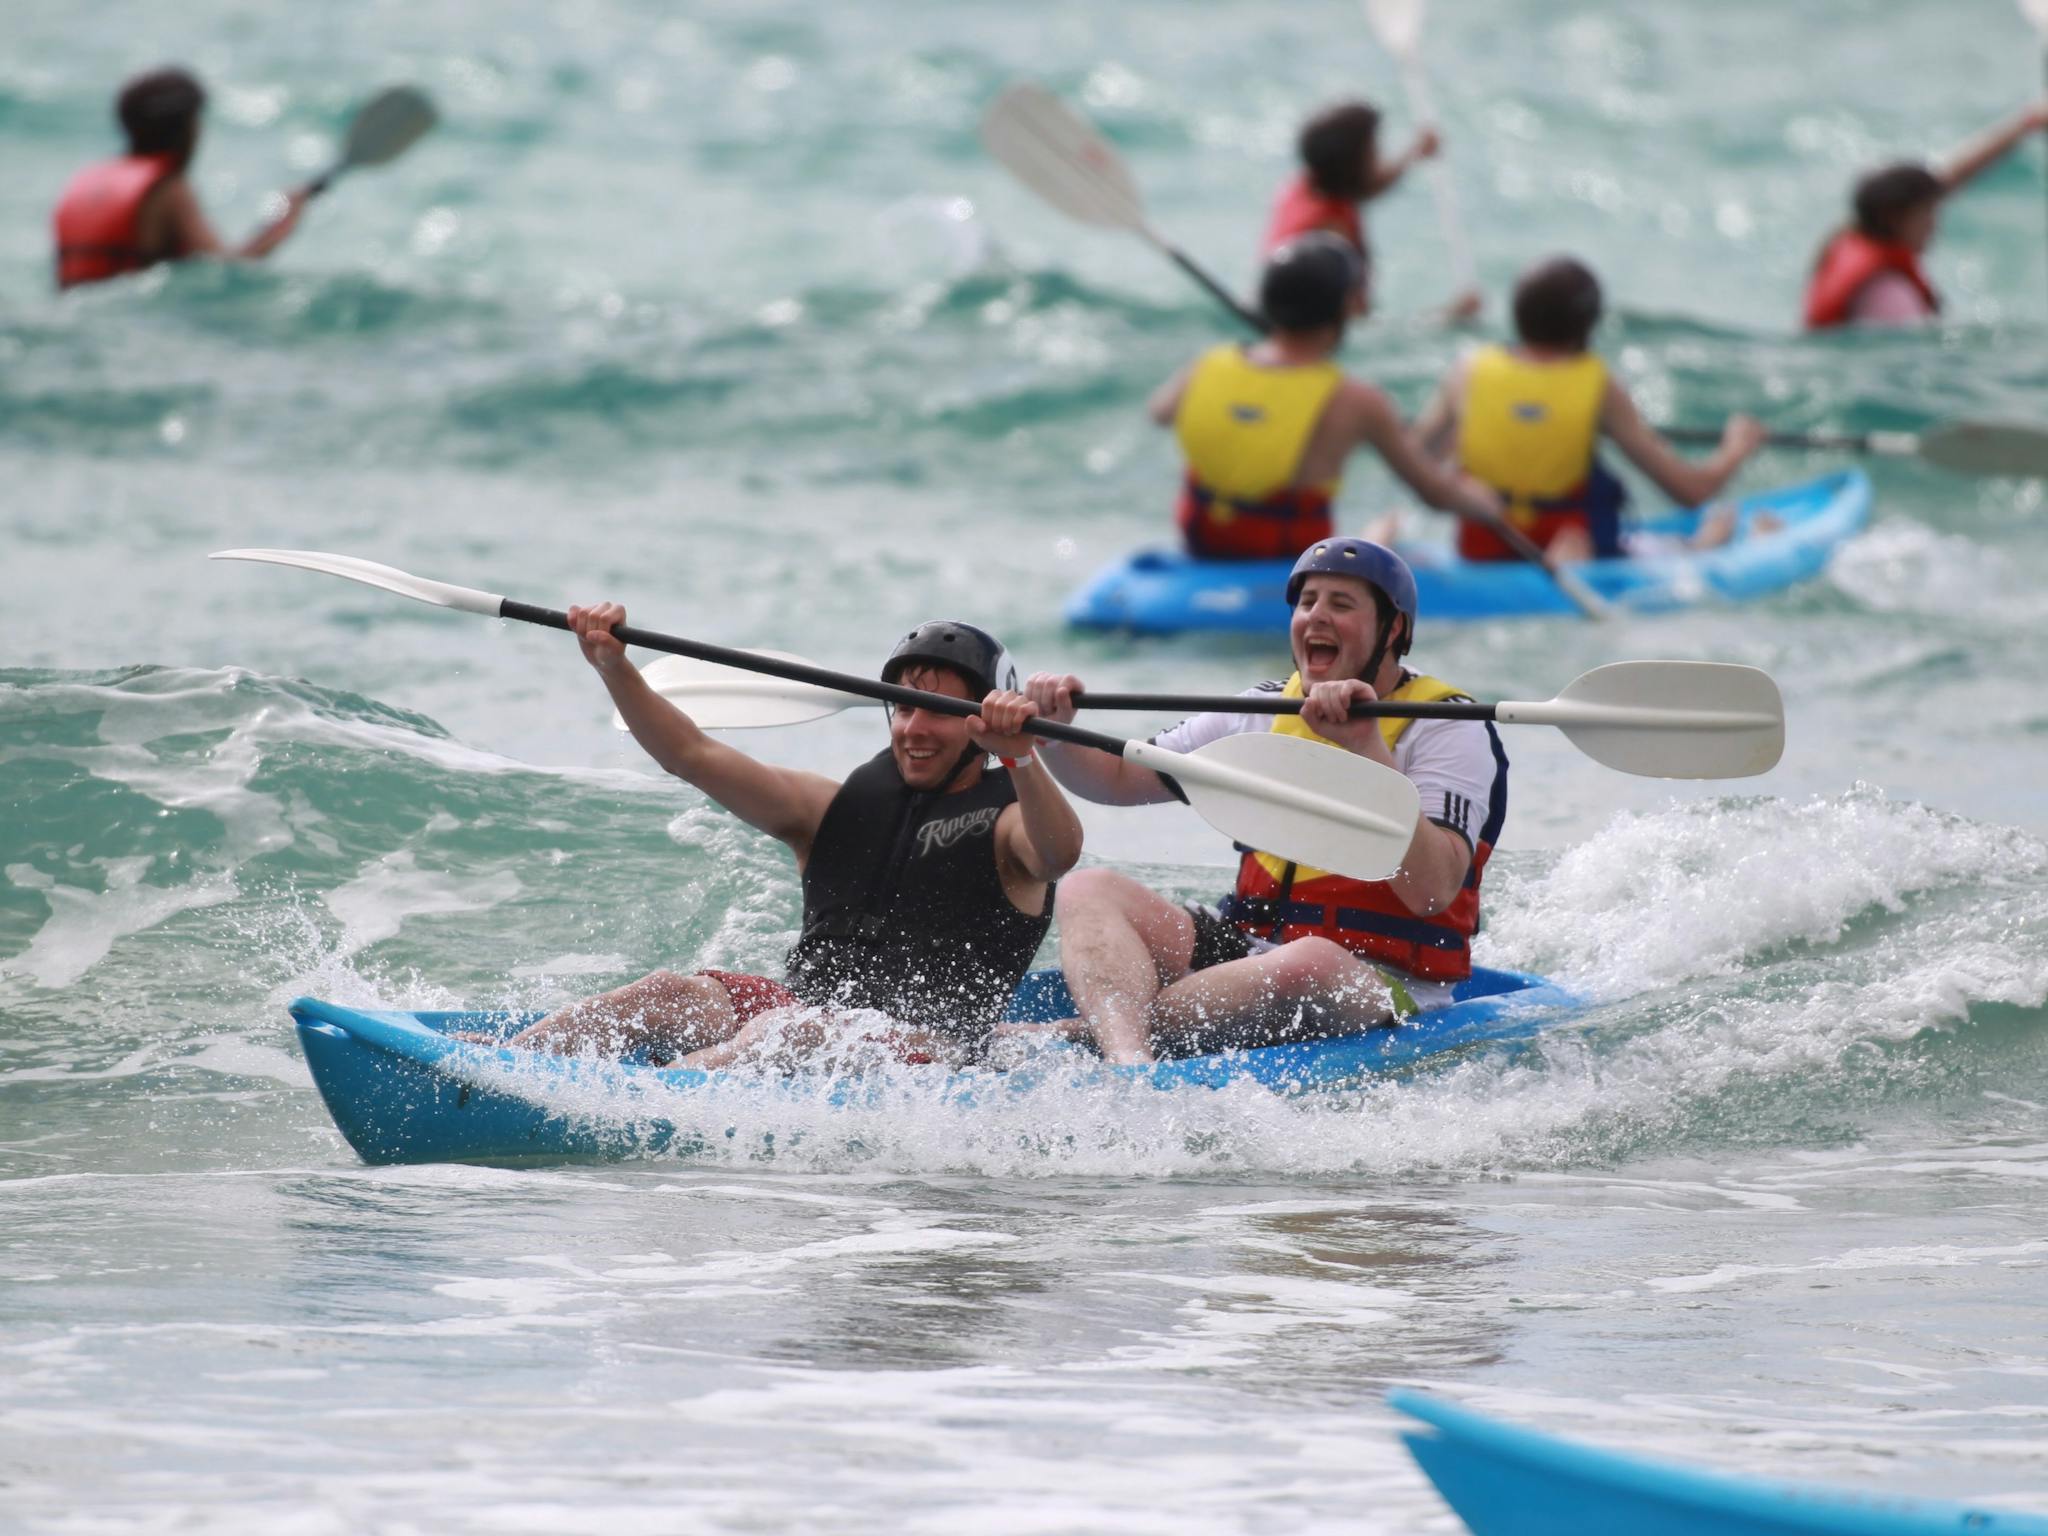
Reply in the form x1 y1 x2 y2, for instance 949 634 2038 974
783 750 1053 1044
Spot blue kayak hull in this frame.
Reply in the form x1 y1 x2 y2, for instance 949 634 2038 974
1067 469 1870 632
1392 1390 2048 1536
291 965 1574 1166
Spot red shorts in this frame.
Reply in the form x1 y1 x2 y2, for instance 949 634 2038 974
699 969 798 1022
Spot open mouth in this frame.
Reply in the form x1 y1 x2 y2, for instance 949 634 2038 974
1302 640 1342 671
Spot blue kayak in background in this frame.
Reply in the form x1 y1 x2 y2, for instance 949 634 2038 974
1392 1389 2048 1536
1066 469 1870 633
290 965 1575 1166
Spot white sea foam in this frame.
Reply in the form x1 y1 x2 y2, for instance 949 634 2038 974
0 857 235 991
322 849 523 957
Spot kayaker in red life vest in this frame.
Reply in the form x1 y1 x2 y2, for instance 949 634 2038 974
52 67 309 291
1263 99 1480 320
1411 256 1764 563
483 615 1083 1071
1158 233 1512 564
1008 540 1503 1066
1805 99 2048 330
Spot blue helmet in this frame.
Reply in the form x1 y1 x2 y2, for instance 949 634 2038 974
1284 537 1418 618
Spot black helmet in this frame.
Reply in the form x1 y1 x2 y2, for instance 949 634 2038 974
1260 232 1365 332
881 620 1017 699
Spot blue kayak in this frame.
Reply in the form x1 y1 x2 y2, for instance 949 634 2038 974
1392 1389 2048 1536
290 965 1574 1165
1067 469 1870 633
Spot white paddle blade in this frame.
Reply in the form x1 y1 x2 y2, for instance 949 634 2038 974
1918 420 2048 479
982 82 1148 234
1362 0 1426 56
1504 661 1784 779
616 652 860 730
1127 732 1420 882
342 85 438 169
209 548 503 616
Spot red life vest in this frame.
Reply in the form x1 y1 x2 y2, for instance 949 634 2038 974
1262 173 1364 258
1803 230 1940 331
1177 478 1335 560
1217 674 1496 984
52 155 179 290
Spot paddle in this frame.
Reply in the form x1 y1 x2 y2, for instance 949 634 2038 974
307 85 438 197
622 654 1783 779
1361 0 1479 302
1661 418 2048 478
209 548 1423 881
982 81 1270 335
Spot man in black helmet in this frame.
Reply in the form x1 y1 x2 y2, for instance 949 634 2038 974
1158 232 1509 562
493 606 1084 1069
52 66 308 290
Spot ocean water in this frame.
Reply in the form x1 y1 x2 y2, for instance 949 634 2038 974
5 1 2048 1530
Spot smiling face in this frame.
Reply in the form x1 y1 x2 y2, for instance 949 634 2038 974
1290 573 1402 689
888 664 982 791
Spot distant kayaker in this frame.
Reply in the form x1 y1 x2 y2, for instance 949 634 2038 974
1012 539 1502 1066
52 66 308 290
1412 255 1764 563
493 614 1082 1070
1263 99 1479 319
1159 232 1511 563
1805 99 2048 329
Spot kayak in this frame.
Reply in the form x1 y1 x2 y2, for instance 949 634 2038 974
1066 468 1870 633
1391 1389 2048 1536
291 965 1575 1166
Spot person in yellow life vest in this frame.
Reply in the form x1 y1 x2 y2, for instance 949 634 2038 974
1153 233 1508 563
1010 539 1502 1066
1414 256 1764 563
52 67 308 291
1804 100 2048 329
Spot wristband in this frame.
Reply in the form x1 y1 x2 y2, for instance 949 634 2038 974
998 752 1036 770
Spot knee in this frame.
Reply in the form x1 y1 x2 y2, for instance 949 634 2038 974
1264 938 1358 999
1054 866 1131 921
629 969 724 1009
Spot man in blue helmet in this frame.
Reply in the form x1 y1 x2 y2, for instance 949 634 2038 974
491 609 1084 1069
1018 539 1506 1065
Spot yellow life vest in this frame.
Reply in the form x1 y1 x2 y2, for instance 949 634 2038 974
1455 345 1607 525
1247 670 1468 885
1173 344 1343 501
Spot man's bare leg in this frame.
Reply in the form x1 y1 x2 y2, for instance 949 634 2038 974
1146 938 1393 1056
496 969 741 1060
679 1006 827 1072
1054 868 1200 1066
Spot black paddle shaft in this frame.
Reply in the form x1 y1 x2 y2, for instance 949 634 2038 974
1166 246 1271 336
1076 691 1500 722
1663 425 1881 453
496 600 1136 757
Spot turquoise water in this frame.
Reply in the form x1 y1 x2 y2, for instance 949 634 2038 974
5 1 2048 1529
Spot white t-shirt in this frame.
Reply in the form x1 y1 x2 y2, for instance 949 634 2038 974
1845 269 1936 327
1152 674 1506 853
1155 672 1508 1005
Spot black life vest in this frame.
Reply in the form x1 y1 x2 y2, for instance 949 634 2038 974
783 750 1052 1043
